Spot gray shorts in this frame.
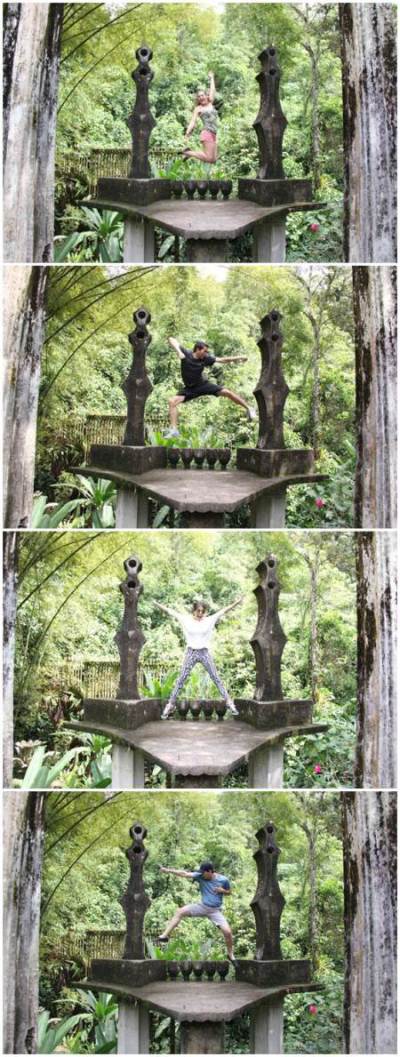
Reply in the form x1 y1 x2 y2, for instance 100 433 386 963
184 903 228 928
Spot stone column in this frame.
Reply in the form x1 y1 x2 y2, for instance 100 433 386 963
120 821 151 959
118 998 150 1055
123 217 155 263
251 554 287 702
253 486 287 527
251 821 285 960
116 486 149 528
250 996 284 1054
180 1020 224 1054
111 744 145 789
115 556 145 701
186 239 229 263
248 741 284 788
127 45 156 179
253 218 286 262
123 308 152 447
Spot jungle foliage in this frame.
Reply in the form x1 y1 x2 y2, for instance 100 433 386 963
14 530 356 788
36 264 355 528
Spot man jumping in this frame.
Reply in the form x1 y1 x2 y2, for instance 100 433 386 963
165 336 256 436
157 860 236 960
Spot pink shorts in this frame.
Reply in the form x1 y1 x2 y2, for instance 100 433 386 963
200 130 217 144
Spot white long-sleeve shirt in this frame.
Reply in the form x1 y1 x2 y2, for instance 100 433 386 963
165 607 226 649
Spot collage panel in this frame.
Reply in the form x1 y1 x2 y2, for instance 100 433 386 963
2 528 396 792
2 2 398 1057
3 790 397 1055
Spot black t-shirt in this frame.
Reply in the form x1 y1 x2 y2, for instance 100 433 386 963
180 346 216 387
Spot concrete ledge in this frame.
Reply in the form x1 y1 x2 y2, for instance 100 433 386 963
236 698 313 730
97 177 172 205
235 959 312 986
88 444 167 476
238 178 313 207
90 959 166 986
237 449 315 477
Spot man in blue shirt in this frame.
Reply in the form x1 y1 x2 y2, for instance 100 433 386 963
157 859 235 960
165 336 256 436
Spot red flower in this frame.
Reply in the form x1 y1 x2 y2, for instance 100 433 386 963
308 1004 318 1015
310 222 320 233
315 497 325 509
314 765 322 774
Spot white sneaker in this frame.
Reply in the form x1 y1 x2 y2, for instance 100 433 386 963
164 428 180 438
246 407 257 422
225 698 239 717
161 700 176 720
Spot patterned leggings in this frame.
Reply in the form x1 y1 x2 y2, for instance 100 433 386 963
169 648 230 704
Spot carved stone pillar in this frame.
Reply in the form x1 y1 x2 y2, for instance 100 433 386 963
255 310 288 450
251 821 285 959
115 557 145 700
127 46 156 179
122 307 152 446
251 554 287 701
120 822 151 959
254 47 287 179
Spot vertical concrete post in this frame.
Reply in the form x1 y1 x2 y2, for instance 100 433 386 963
248 741 284 788
254 486 287 527
253 218 286 262
123 217 155 262
118 998 150 1054
180 1020 224 1054
250 997 284 1054
111 745 145 789
116 486 149 527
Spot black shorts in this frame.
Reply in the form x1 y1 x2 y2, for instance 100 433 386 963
179 381 223 402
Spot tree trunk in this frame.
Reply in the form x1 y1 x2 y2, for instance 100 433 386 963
353 265 397 528
3 792 46 1054
3 3 63 262
339 4 397 262
3 534 19 786
342 792 397 1053
3 266 49 528
355 533 397 788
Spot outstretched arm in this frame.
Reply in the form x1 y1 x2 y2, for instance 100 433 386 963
168 337 185 360
217 355 247 364
208 71 216 103
154 601 180 621
213 597 244 621
160 866 195 879
185 106 200 138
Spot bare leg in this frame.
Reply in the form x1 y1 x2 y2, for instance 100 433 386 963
219 924 234 958
159 905 192 939
168 394 185 428
219 387 251 411
183 140 217 164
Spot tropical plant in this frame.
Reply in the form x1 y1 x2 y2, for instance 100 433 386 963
15 745 81 788
54 208 123 263
33 477 117 529
37 1009 91 1054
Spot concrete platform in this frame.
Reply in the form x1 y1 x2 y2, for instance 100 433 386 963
81 197 321 241
79 978 321 1022
78 466 326 514
67 717 327 776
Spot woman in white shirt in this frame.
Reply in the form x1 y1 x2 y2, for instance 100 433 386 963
154 598 242 719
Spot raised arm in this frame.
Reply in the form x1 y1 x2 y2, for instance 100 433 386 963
153 601 180 621
168 337 185 360
160 866 195 879
208 71 216 103
213 597 244 622
185 106 200 138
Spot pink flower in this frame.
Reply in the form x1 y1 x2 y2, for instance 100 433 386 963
310 222 320 233
308 1004 318 1015
314 765 322 774
315 497 325 509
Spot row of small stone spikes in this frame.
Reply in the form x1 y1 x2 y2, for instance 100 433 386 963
170 179 233 200
167 448 232 470
173 700 232 720
164 960 231 982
